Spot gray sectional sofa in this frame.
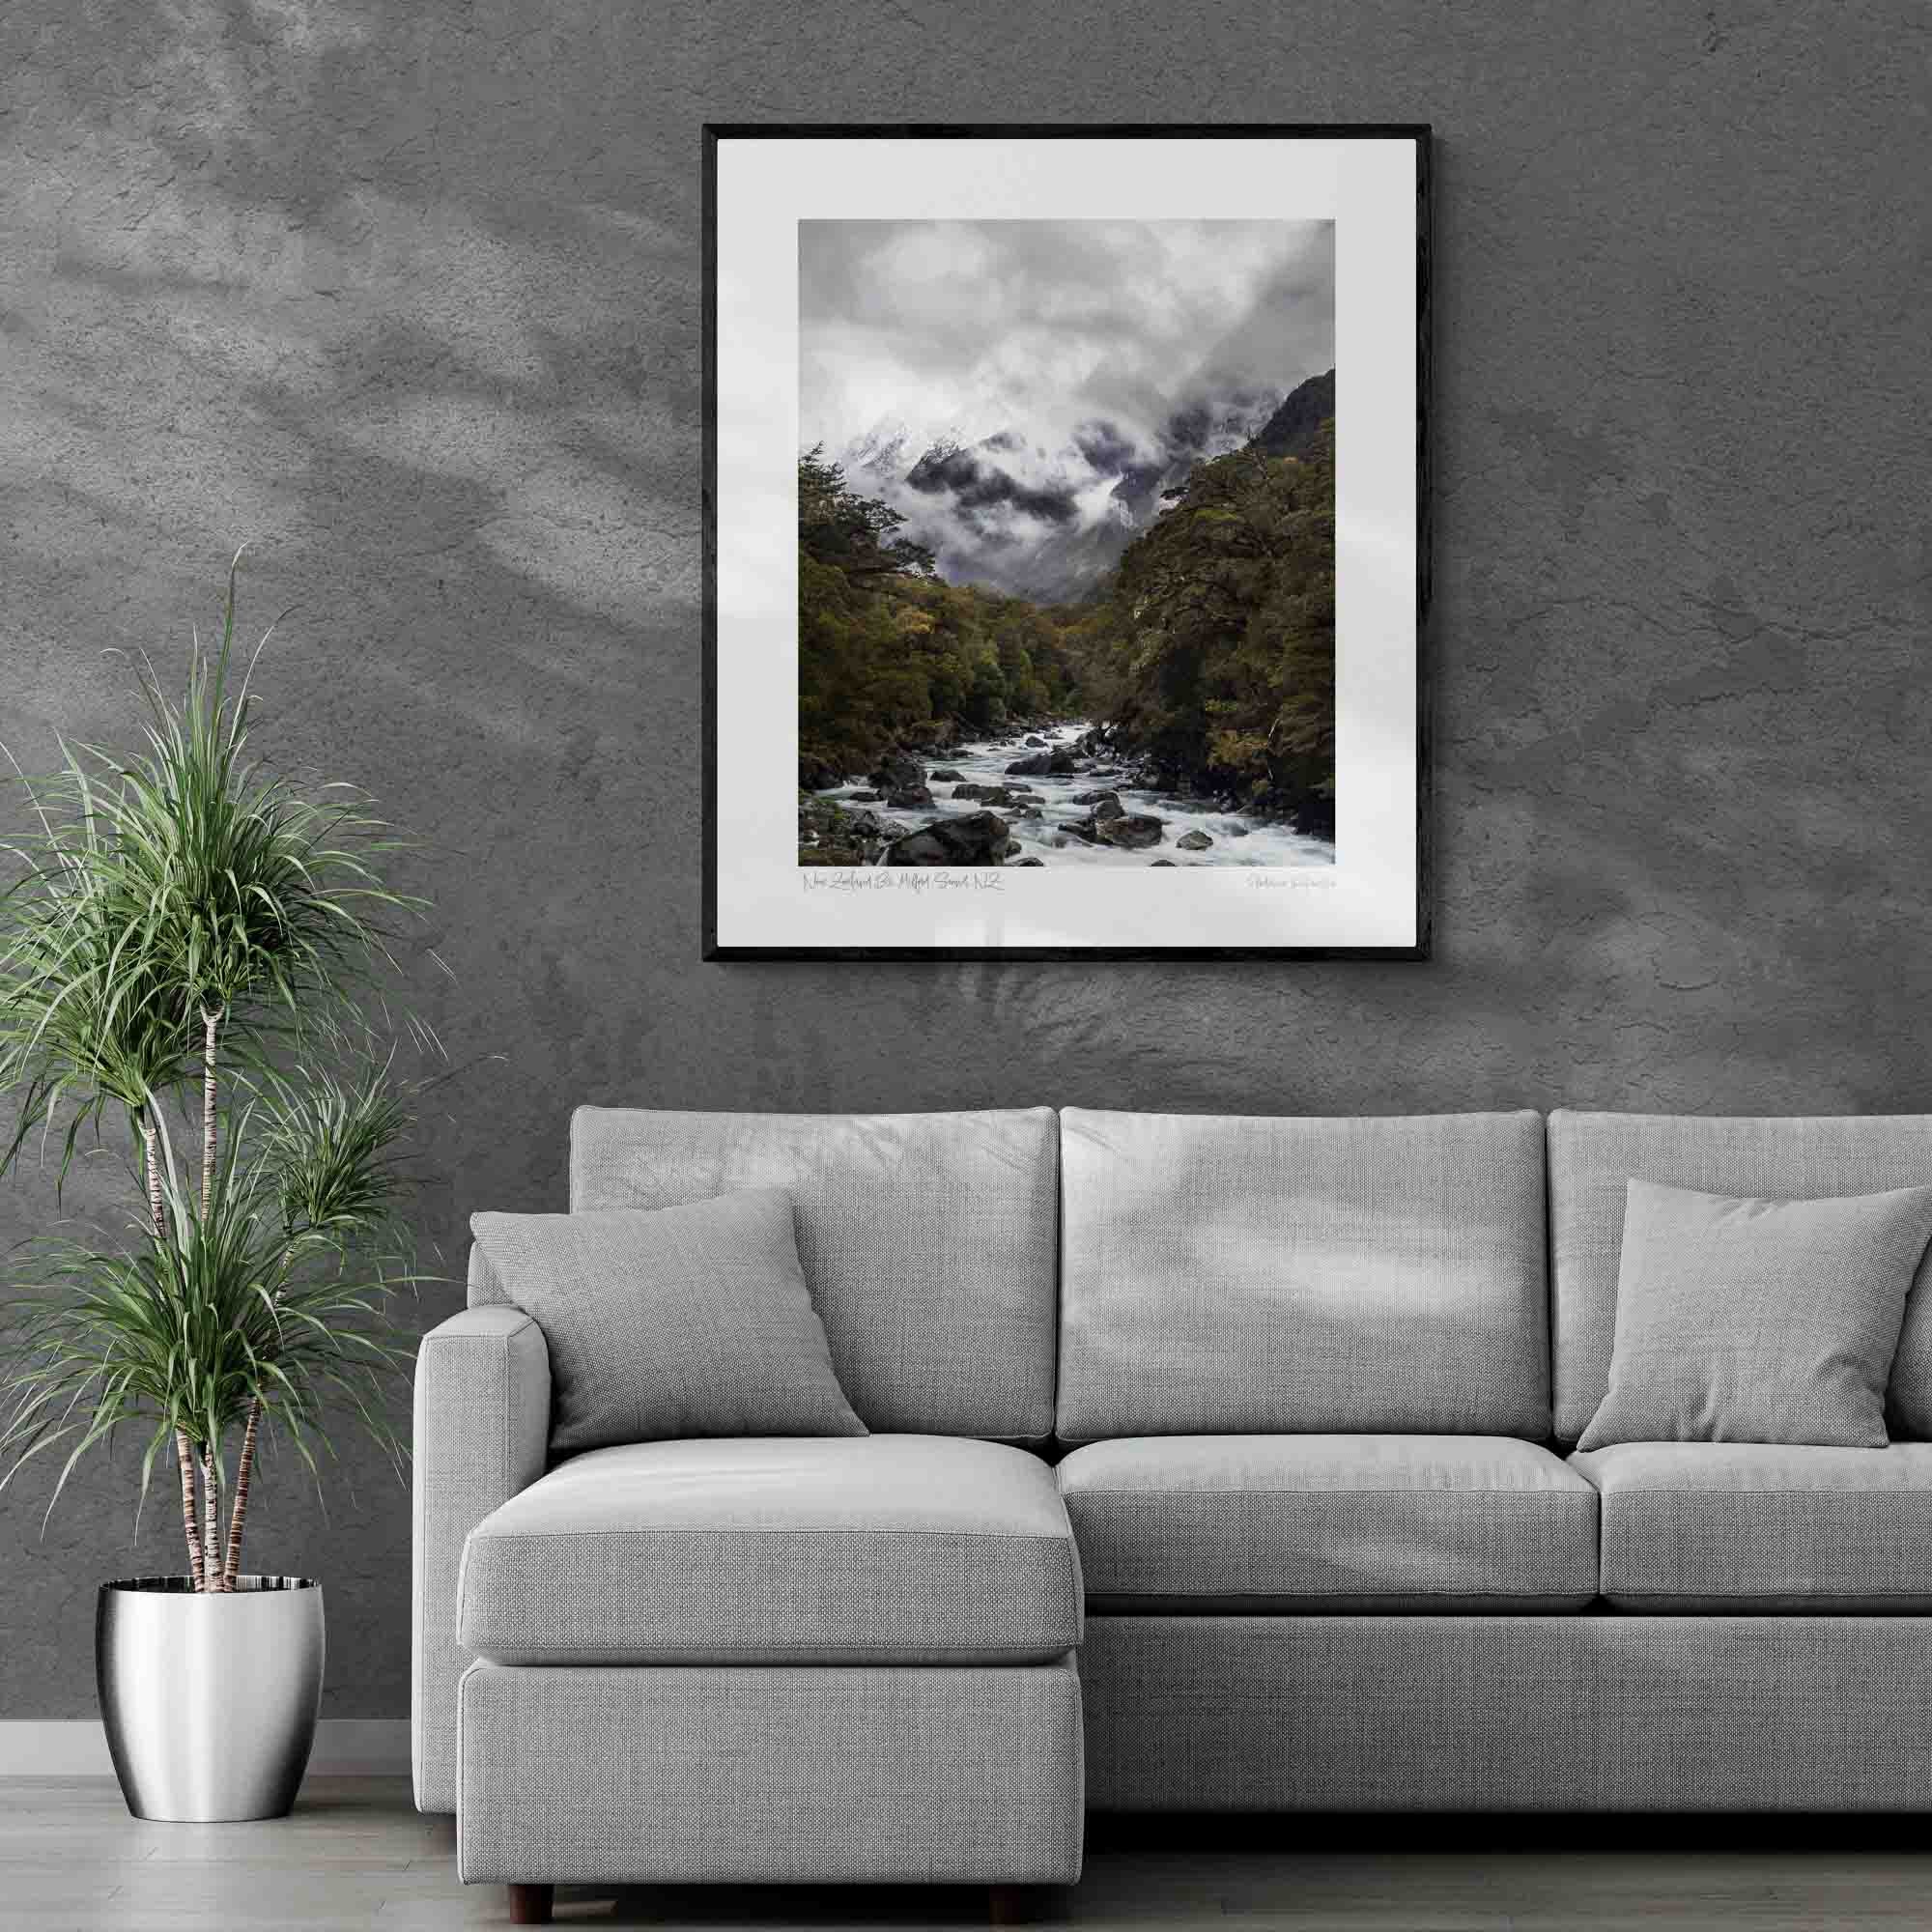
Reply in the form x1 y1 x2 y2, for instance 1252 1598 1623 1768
413 1105 1932 1919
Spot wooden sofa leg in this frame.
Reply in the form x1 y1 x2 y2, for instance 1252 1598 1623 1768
507 1882 554 1924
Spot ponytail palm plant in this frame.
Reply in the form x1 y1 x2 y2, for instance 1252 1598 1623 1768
0 556 427 1590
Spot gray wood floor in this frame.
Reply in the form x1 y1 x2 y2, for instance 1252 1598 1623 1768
6 1778 1932 1931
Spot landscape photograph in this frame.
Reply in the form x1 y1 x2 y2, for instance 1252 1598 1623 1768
795 216 1337 869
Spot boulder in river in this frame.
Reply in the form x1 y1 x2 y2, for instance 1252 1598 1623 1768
869 753 925 793
1177 830 1214 851
929 768 963 782
884 810 1011 867
1094 812 1164 850
1024 734 1050 748
799 753 845 792
849 789 881 803
1011 856 1044 867
885 783 934 810
952 781 987 800
1226 824 1250 838
1005 749 1077 778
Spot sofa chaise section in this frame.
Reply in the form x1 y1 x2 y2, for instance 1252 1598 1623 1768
454 1432 1085 1888
458 1434 1081 1665
412 1105 1082 1916
456 1655 1085 1887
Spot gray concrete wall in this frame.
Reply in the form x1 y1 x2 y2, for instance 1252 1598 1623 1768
2 1 1926 1718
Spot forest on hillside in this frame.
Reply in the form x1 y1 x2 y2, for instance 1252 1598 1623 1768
797 422 1336 836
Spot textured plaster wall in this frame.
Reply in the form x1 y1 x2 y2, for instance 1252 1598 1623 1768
1 0 1927 1718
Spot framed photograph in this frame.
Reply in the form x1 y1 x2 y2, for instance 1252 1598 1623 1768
704 124 1430 960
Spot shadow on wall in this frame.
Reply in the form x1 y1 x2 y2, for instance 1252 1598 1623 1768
12 0 1932 1124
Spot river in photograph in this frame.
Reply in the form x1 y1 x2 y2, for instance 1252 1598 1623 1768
816 723 1335 868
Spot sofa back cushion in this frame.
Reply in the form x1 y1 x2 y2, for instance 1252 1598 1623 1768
549 1106 1058 1439
1548 1111 1932 1442
1056 1108 1548 1441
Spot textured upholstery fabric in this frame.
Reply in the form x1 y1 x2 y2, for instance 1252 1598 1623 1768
411 1306 550 1813
1058 1435 1597 1610
565 1106 1058 1438
1577 1180 1932 1450
456 1658 1084 1885
1549 1110 1932 1441
1057 1109 1548 1440
470 1193 865 1456
1082 1614 1932 1810
459 1434 1081 1664
1573 1440 1932 1609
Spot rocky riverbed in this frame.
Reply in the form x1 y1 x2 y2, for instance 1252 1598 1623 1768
799 723 1336 868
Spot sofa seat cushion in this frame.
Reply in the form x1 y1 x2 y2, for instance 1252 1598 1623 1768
1057 1435 1599 1611
1573 1440 1932 1610
458 1435 1081 1664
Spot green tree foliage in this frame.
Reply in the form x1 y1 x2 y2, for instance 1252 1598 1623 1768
796 454 1084 777
799 446 935 581
1068 425 1334 824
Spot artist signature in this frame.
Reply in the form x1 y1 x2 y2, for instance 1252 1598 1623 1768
803 871 1006 895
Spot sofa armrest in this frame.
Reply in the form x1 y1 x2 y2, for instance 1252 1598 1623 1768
411 1301 551 1812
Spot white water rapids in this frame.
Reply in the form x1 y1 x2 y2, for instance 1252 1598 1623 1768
818 722 1335 868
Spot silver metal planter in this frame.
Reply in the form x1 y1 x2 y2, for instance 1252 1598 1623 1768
97 1577 324 1821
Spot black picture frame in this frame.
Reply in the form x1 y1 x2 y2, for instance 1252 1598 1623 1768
703 123 1432 963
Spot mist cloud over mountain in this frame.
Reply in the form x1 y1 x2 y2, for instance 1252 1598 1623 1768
800 218 1334 602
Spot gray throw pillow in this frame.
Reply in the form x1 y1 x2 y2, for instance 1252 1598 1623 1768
1577 1178 1932 1451
470 1190 867 1455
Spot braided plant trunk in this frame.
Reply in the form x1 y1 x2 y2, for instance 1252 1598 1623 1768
223 1398 263 1587
201 1449 225 1590
175 1435 206 1588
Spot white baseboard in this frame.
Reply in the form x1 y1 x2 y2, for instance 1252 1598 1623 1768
0 1718 410 1776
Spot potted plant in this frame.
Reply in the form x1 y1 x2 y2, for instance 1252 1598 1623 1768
0 556 427 1820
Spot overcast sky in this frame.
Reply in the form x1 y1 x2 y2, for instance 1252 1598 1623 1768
800 218 1332 455
798 219 1333 596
